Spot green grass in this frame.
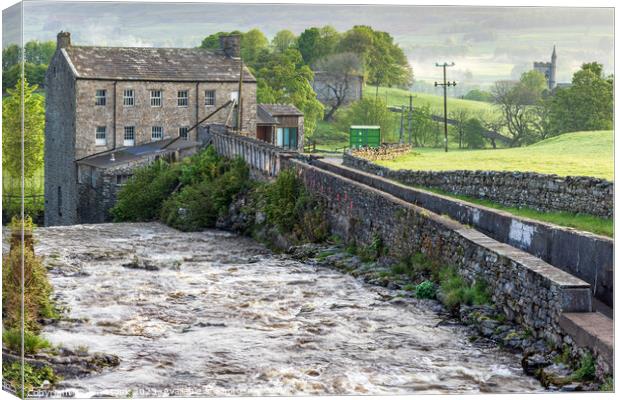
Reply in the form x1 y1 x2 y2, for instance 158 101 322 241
422 188 613 237
306 120 348 153
364 85 497 117
377 130 614 180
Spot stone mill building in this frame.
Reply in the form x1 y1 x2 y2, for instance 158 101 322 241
44 31 304 226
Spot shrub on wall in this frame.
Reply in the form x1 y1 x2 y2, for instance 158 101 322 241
111 159 181 222
161 157 251 231
257 169 329 243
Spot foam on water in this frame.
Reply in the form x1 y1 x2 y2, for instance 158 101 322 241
32 222 543 397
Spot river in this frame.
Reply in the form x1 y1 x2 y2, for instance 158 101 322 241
33 222 542 397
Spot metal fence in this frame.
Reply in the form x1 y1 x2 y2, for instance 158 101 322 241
2 174 45 222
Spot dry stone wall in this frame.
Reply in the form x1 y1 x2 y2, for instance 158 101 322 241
290 159 592 345
343 153 613 218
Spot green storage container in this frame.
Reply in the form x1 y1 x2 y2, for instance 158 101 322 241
349 125 381 149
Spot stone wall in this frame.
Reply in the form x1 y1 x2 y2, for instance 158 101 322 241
210 130 296 177
343 153 614 218
75 80 257 159
289 159 592 345
44 50 79 226
313 159 614 308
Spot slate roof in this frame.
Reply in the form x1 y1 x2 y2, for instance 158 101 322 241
77 138 200 169
258 104 303 117
62 46 256 82
256 105 278 125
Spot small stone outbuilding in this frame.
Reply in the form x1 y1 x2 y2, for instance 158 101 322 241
256 104 304 152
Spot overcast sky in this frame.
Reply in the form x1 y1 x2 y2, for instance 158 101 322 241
2 1 614 85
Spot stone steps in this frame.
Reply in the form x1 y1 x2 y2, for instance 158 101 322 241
559 312 614 370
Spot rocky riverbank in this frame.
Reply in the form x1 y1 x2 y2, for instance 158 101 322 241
281 241 607 392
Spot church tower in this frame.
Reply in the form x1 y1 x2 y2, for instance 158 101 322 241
549 45 557 89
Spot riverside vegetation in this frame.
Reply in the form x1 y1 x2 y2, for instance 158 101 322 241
111 146 611 391
1 217 120 397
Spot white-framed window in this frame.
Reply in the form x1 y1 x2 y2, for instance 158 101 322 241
123 89 134 106
179 126 189 140
230 91 239 102
124 126 135 146
95 126 107 146
95 89 106 106
151 126 163 141
205 90 215 106
177 90 188 107
116 174 132 185
150 90 162 107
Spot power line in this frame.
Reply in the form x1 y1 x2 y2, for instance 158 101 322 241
434 62 457 153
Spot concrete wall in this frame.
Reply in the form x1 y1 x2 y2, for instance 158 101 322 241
343 153 613 218
44 50 79 226
314 159 614 308
289 159 592 345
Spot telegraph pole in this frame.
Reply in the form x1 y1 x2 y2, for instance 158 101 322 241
407 95 413 145
434 62 456 152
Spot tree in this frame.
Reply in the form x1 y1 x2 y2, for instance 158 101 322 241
517 70 547 105
491 71 546 146
240 29 269 66
338 26 412 90
2 78 45 179
199 31 242 51
2 44 20 70
334 98 397 142
548 62 613 133
254 48 324 136
463 89 493 102
272 30 296 53
530 95 555 141
462 118 487 149
410 105 437 147
24 40 55 65
479 111 505 149
3 62 48 91
199 29 268 68
313 52 363 120
297 28 321 65
449 109 470 148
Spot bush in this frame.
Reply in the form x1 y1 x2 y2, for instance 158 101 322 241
259 169 328 243
2 217 56 333
415 280 436 299
3 328 51 354
357 234 384 262
161 157 251 232
111 158 181 222
2 361 60 396
463 118 487 149
571 352 596 381
439 267 490 311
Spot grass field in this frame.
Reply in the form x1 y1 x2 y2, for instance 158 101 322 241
364 85 498 117
377 130 614 180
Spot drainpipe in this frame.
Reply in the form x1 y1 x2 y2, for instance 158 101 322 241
113 81 117 149
195 82 199 139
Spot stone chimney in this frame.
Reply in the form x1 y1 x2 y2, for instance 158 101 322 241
57 31 71 49
219 34 241 58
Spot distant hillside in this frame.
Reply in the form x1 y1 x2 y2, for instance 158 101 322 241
378 130 614 180
365 85 497 117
